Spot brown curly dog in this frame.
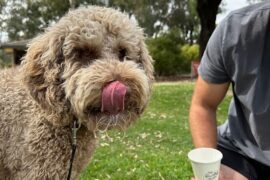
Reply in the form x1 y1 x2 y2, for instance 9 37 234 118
0 6 154 179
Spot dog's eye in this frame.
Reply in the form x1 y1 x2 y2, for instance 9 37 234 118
119 48 127 62
76 47 100 61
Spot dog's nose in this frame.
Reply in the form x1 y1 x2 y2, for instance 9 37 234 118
101 81 127 114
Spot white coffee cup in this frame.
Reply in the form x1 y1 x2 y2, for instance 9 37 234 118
188 148 223 180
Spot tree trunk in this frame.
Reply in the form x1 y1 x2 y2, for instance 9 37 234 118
197 0 222 58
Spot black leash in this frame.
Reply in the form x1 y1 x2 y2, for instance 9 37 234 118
67 119 81 180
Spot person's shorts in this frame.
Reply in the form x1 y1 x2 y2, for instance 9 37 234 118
218 146 270 180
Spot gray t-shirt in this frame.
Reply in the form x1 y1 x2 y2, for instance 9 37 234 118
199 2 270 166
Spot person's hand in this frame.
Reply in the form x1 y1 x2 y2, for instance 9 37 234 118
191 165 248 180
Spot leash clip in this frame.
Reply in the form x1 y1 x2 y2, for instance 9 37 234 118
67 119 81 180
72 120 81 146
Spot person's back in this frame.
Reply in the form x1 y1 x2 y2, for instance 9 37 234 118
189 1 270 179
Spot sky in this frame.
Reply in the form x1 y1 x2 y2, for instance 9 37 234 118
216 0 249 23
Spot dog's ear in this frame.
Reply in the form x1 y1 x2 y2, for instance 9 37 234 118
21 32 71 125
139 40 154 82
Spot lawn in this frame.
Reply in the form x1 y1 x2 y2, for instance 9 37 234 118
79 81 232 180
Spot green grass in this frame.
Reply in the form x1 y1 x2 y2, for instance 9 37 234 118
79 81 232 180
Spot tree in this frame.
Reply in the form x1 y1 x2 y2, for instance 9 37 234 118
196 0 221 58
109 0 169 37
110 0 199 44
1 0 200 46
1 0 105 40
167 0 199 44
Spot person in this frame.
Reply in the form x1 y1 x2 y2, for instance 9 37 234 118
189 1 270 180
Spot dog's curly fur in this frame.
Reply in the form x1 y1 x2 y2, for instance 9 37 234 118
0 6 153 179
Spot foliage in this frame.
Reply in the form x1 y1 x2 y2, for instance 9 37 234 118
1 0 199 44
166 0 199 44
147 30 199 76
110 0 199 43
1 0 200 75
181 44 199 62
147 30 183 76
1 0 106 40
78 81 232 179
180 44 199 72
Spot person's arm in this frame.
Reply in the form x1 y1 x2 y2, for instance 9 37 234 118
189 76 230 148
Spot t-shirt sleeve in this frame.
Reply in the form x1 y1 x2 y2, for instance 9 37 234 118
198 19 231 84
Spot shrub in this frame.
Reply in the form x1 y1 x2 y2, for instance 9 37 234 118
147 31 199 76
180 44 199 72
147 32 182 76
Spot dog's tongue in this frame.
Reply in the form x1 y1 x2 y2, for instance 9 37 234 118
101 81 127 114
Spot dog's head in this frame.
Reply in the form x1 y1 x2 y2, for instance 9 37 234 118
21 6 154 131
